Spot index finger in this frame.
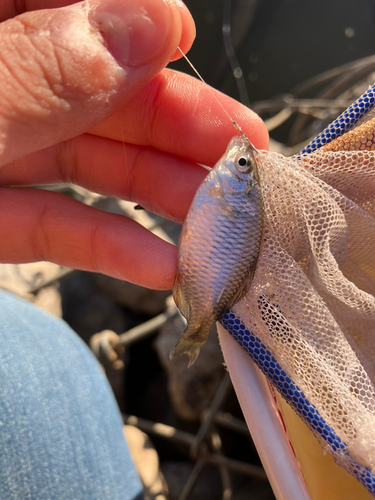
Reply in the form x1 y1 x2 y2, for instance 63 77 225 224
90 68 269 167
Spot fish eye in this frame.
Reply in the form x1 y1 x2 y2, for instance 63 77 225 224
235 154 253 173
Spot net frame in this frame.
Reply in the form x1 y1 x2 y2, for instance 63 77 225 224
221 84 375 496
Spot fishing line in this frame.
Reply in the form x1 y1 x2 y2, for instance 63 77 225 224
177 47 246 138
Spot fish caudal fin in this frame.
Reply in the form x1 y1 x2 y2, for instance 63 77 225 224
169 326 206 367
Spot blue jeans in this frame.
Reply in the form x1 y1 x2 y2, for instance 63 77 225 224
0 289 143 500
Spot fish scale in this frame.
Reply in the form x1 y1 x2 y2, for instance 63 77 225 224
171 135 263 366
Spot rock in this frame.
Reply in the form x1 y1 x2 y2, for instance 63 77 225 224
51 185 102 205
33 285 62 317
91 197 181 245
232 480 275 500
93 274 171 316
160 461 222 500
161 460 275 500
154 315 226 422
60 272 130 408
60 272 128 344
0 261 61 295
0 262 63 317
124 425 168 500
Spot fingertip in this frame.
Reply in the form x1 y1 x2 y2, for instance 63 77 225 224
88 0 181 68
168 0 196 61
239 109 269 151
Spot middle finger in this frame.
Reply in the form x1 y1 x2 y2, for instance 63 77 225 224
0 134 207 224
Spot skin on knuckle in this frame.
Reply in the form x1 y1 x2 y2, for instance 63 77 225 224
0 22 69 122
129 147 151 204
130 74 165 149
31 202 52 262
0 10 120 123
31 192 106 273
89 220 106 274
46 9 124 97
56 140 79 185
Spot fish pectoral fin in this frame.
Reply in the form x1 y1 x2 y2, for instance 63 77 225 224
173 271 190 320
226 263 257 310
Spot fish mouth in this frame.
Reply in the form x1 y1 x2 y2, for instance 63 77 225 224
229 134 257 154
232 123 257 152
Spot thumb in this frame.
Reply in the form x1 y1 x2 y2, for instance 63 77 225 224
0 0 193 166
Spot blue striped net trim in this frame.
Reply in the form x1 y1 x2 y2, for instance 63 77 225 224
221 312 375 496
299 84 375 155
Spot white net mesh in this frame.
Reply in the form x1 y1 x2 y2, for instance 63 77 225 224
229 110 375 484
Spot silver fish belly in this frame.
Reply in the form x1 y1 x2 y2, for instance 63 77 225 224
171 135 264 365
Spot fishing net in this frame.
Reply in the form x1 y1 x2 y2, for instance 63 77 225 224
220 86 375 495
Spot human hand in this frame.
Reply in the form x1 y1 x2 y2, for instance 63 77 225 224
0 0 268 290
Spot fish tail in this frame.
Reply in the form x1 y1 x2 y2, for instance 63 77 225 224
169 325 206 367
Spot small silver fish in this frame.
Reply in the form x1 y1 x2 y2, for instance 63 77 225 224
171 135 264 365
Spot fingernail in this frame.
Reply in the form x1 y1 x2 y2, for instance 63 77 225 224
88 0 173 67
